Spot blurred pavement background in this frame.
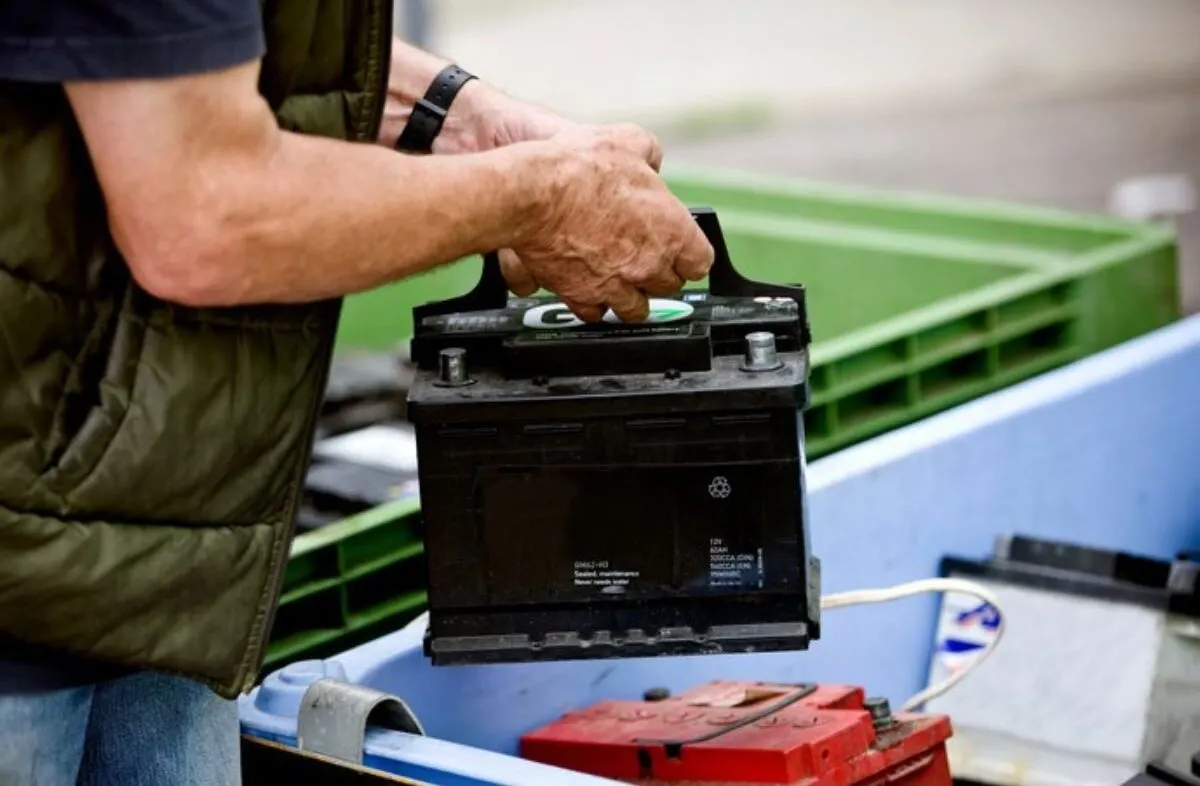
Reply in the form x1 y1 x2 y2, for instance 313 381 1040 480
407 0 1200 312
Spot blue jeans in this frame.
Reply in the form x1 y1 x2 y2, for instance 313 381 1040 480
0 671 240 786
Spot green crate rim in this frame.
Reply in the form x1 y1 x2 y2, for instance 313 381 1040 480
291 497 422 556
663 163 1168 238
707 208 1173 365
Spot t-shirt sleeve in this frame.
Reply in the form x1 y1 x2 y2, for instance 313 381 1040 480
0 1 266 82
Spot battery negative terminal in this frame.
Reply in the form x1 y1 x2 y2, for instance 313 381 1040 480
435 347 474 387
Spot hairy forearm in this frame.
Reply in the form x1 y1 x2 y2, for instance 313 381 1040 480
122 126 541 307
68 55 568 309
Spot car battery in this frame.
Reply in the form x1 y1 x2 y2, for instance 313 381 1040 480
518 680 954 786
406 207 820 666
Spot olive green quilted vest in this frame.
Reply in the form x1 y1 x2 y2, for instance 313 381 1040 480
0 0 391 698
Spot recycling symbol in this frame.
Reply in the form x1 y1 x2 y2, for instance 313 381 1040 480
708 475 732 499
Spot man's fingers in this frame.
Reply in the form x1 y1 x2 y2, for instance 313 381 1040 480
632 265 685 297
674 218 716 282
499 249 539 296
605 285 651 323
606 122 663 171
641 132 664 172
645 136 664 172
563 297 606 323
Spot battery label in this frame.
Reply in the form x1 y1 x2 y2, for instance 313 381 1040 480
419 291 796 335
521 299 695 330
572 560 642 594
565 545 765 596
514 324 693 343
708 538 766 589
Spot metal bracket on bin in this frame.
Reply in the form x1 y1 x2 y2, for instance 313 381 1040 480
297 678 425 766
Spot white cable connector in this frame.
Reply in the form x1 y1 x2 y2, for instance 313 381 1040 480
821 577 1005 712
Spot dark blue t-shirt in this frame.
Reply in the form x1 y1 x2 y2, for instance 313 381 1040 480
0 2 265 81
0 0 266 692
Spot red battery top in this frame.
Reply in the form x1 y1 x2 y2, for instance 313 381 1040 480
519 681 953 786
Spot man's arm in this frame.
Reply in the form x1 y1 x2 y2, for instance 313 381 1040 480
65 59 545 307
65 57 711 321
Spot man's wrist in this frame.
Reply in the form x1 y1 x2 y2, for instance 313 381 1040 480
484 141 556 249
429 79 495 155
379 38 497 154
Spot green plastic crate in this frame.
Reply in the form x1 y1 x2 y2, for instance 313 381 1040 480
334 165 1179 458
265 499 426 672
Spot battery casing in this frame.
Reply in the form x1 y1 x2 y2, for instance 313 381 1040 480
407 208 820 665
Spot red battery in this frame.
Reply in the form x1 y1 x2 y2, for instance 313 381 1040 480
519 681 953 786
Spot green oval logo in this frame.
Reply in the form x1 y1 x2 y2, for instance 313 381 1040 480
522 299 694 330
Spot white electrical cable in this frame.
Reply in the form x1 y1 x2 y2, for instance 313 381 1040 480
821 577 1006 712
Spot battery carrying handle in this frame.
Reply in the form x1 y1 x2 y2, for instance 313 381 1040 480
411 206 808 329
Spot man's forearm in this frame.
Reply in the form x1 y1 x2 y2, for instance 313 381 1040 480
67 57 577 310
123 124 543 307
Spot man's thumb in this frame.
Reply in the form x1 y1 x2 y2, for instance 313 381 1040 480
499 249 540 297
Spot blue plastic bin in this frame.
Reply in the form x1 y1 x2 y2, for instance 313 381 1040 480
241 315 1200 781
240 653 625 785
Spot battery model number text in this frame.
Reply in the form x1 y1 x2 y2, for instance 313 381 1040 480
708 538 765 589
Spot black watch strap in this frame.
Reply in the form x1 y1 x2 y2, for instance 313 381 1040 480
395 64 478 154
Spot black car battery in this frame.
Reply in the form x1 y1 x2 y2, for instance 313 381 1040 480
406 207 821 666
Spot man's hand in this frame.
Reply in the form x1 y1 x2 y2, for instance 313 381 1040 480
380 38 703 319
506 124 713 323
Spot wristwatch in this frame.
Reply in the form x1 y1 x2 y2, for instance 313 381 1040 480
394 64 478 154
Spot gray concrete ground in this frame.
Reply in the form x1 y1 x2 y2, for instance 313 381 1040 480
423 0 1200 313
